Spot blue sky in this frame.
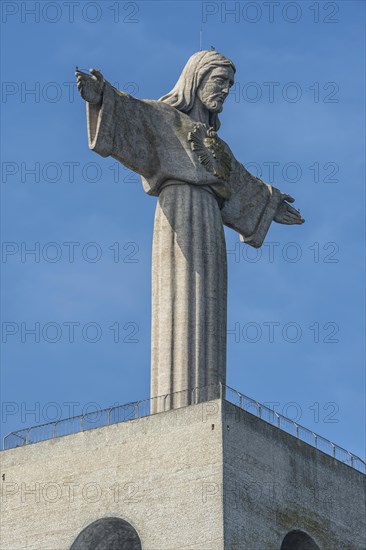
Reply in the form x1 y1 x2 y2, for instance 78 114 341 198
1 1 365 459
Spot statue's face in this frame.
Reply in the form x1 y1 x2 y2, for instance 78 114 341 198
197 65 235 113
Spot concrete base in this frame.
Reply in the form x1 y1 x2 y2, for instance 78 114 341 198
1 399 365 549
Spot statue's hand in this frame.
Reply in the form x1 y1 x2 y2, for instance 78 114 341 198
274 194 305 225
75 68 104 104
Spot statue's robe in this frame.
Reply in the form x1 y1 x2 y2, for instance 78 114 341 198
86 81 284 410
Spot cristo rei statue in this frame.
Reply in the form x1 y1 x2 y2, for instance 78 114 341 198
75 50 304 410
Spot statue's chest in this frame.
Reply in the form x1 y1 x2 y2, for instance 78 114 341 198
187 124 232 182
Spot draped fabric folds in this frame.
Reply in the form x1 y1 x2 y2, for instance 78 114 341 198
151 183 227 410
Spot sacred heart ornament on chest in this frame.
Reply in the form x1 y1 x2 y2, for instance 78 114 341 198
187 124 232 182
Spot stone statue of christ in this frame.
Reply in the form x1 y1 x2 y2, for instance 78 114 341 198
76 51 304 410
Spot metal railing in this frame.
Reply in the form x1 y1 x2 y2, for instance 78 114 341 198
3 384 365 474
3 385 216 450
224 385 365 474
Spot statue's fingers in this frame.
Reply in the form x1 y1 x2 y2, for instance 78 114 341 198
286 204 301 216
286 209 300 218
286 212 303 223
294 211 305 222
283 211 303 224
286 214 304 224
90 68 103 81
284 218 301 225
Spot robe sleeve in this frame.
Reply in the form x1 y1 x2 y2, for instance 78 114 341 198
221 156 284 248
87 80 160 180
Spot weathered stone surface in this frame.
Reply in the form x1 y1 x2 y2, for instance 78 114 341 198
1 402 223 550
2 400 364 549
222 401 366 549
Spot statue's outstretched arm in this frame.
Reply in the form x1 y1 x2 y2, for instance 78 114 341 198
222 152 304 247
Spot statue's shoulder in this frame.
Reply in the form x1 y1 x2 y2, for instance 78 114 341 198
141 99 190 122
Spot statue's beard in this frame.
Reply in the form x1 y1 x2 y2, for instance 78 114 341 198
194 95 224 117
207 98 224 113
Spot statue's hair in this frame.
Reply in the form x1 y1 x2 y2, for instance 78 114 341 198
159 50 236 131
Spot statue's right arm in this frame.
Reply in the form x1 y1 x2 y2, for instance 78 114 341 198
75 68 104 105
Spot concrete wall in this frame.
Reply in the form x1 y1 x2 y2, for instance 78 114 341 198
222 401 366 550
1 401 224 550
2 399 365 550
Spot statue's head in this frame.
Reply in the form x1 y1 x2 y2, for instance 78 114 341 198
160 50 236 131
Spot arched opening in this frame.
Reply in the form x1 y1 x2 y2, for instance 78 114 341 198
281 530 320 550
70 517 142 550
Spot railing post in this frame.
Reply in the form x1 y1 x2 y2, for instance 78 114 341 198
25 428 30 445
80 415 83 431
